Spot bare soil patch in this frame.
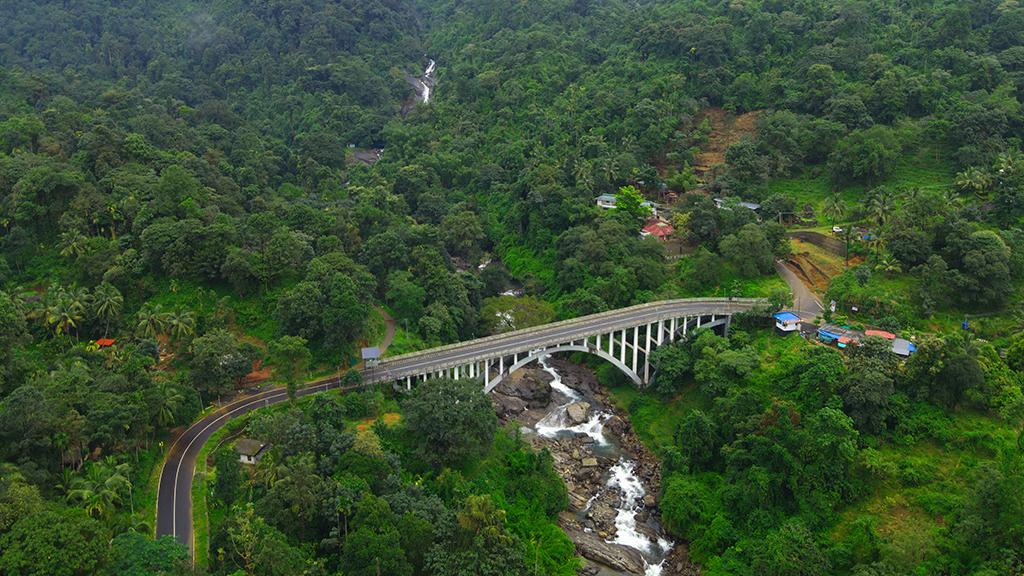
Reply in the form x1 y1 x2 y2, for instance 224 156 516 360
692 108 761 178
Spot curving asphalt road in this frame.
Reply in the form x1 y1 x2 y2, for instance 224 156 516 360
155 375 351 554
155 310 396 557
155 299 761 558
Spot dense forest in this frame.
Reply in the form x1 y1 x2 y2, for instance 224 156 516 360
1 0 1023 574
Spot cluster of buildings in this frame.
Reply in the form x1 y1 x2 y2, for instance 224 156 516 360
773 312 917 357
594 193 676 241
595 192 766 243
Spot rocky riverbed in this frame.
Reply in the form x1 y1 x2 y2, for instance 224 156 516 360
492 357 700 576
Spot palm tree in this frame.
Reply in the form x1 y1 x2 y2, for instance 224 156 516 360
954 167 993 199
572 156 593 192
58 230 88 259
823 194 845 228
67 461 132 522
155 380 183 428
45 287 87 339
602 156 620 187
135 304 170 339
165 309 196 342
253 452 282 489
867 192 892 228
940 188 964 210
90 282 123 337
874 255 902 276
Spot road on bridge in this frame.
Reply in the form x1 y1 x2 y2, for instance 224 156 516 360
369 298 762 384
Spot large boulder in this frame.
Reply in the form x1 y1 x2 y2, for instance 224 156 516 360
566 401 591 425
494 367 553 408
562 527 646 575
491 393 527 419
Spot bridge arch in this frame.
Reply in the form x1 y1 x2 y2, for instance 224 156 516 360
483 344 642 393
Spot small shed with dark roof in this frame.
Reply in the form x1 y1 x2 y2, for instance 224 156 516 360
235 439 268 465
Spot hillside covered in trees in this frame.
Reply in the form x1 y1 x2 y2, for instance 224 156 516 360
1 0 1023 574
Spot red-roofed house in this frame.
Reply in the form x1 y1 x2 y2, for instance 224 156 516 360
95 338 116 348
640 219 674 241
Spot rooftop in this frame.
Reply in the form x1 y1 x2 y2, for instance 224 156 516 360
235 438 267 457
641 219 674 238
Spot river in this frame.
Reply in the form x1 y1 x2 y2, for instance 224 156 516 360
494 357 687 575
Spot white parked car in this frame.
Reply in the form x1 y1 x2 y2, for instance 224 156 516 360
832 226 844 234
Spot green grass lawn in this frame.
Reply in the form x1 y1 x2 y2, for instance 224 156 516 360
144 279 284 343
604 379 711 449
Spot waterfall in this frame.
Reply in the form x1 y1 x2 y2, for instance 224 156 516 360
419 58 436 103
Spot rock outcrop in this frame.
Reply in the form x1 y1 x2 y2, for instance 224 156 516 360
491 366 553 420
561 521 647 575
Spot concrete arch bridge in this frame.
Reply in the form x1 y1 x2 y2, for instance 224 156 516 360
363 298 763 392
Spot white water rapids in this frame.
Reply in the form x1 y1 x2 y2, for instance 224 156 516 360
534 357 673 575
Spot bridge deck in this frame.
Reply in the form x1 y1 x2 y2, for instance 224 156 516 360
367 298 763 383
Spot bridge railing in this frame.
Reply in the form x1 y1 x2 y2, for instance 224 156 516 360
378 297 766 366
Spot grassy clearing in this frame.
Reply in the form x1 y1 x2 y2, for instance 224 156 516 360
605 379 711 449
671 261 789 300
384 324 430 357
145 279 284 343
766 145 954 225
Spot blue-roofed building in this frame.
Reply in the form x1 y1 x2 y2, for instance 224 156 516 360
817 327 842 344
773 311 801 333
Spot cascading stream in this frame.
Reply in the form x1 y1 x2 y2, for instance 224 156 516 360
533 357 673 576
419 58 436 103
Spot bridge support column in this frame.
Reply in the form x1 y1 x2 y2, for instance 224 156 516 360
596 333 602 351
406 376 411 390
670 318 677 342
499 356 504 376
696 315 702 329
619 330 626 364
683 317 688 337
632 326 639 374
455 366 460 379
607 331 613 356
657 319 664 346
644 323 653 383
